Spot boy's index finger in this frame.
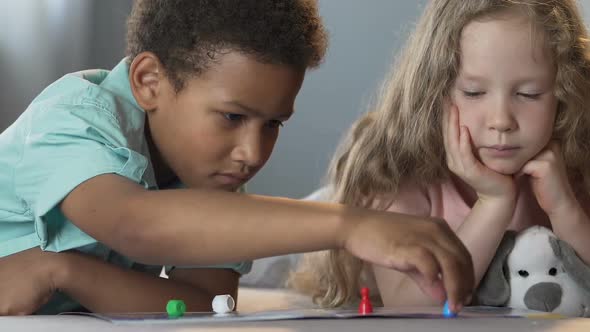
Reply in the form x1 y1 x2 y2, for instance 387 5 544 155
436 251 469 314
443 300 458 318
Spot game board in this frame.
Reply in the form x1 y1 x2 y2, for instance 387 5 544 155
65 306 564 325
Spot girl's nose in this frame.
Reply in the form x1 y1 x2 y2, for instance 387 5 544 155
488 98 517 132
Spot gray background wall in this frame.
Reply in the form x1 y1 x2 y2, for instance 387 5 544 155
1 1 589 198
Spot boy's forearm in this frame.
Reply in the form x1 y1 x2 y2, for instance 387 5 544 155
62 174 352 266
456 198 515 286
54 252 232 313
118 189 354 265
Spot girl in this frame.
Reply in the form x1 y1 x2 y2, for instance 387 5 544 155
0 0 473 314
292 0 590 308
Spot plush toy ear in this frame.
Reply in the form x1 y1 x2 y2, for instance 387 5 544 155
473 231 516 306
550 237 590 293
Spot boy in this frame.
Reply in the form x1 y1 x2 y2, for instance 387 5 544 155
0 0 473 315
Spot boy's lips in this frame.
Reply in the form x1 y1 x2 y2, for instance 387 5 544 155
213 172 253 185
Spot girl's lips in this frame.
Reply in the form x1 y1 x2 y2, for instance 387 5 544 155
481 146 520 157
488 145 519 150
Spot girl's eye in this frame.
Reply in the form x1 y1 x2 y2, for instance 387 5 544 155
266 120 284 129
517 92 542 100
462 91 485 98
223 113 245 122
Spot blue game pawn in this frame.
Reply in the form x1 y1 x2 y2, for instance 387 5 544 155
443 300 457 318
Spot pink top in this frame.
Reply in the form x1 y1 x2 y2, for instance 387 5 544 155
385 179 552 232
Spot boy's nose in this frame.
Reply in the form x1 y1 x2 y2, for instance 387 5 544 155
232 135 267 169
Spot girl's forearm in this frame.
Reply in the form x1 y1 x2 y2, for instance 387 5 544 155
456 197 515 286
373 265 441 307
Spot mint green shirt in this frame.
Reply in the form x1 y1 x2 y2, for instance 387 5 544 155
0 59 251 314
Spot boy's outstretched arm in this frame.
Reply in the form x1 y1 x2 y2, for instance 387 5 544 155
61 173 474 310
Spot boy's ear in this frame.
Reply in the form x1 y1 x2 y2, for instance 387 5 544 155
129 52 164 112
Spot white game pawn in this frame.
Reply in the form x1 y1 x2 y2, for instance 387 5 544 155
212 294 235 314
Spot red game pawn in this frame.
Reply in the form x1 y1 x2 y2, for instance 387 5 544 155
358 287 373 314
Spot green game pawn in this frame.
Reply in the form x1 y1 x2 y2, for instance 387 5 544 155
167 299 186 318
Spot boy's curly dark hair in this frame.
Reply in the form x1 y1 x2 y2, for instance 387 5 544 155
126 0 328 91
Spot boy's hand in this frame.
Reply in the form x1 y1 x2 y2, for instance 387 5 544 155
518 142 577 217
443 105 517 203
342 211 474 312
0 248 61 315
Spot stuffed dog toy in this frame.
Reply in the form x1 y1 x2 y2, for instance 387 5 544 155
475 226 590 317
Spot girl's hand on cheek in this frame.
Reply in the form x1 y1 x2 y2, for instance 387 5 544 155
443 105 517 203
518 142 577 217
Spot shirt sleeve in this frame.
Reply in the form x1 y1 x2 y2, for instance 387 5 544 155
14 104 150 253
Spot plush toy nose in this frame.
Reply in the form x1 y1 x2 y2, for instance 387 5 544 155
524 282 562 312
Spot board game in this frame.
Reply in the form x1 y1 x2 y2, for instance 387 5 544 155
66 306 564 325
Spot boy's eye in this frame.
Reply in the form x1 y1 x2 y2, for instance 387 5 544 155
266 120 284 129
223 113 245 122
517 92 542 100
462 90 484 98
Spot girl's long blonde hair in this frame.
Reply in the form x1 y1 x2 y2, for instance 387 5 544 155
290 0 590 307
